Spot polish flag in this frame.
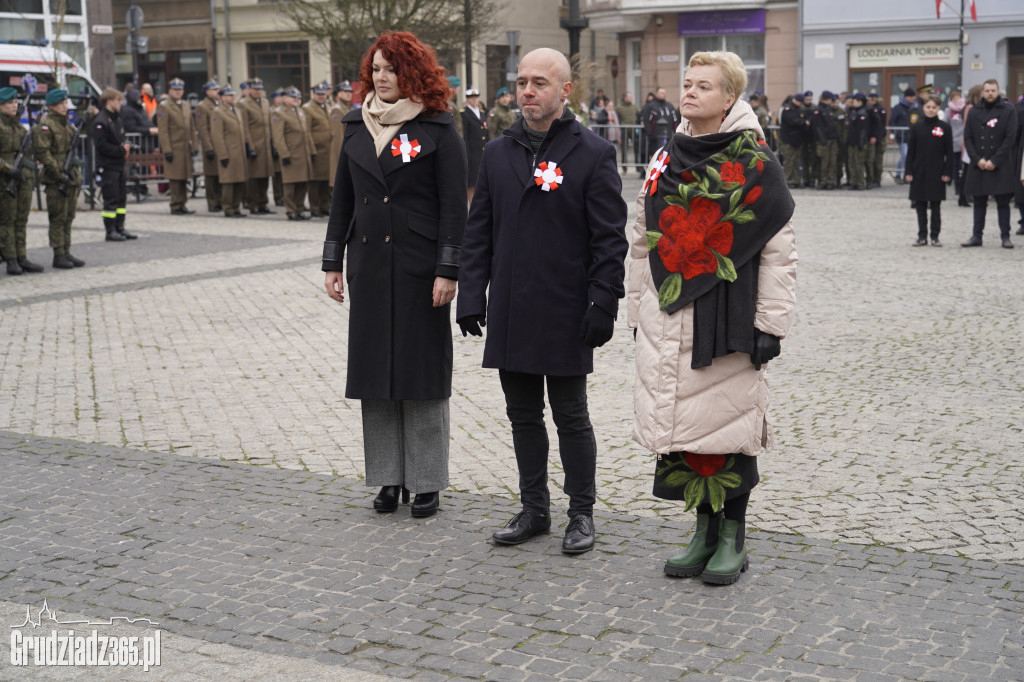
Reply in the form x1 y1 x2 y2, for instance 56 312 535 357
969 0 977 21
936 0 941 19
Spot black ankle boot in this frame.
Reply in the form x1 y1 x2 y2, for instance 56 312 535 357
410 492 439 518
104 217 126 242
373 485 409 513
116 214 137 239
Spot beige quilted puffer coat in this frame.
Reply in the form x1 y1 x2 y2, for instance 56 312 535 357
627 101 798 457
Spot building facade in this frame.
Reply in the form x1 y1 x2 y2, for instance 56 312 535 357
112 0 212 95
0 0 92 67
582 0 798 109
802 0 1024 107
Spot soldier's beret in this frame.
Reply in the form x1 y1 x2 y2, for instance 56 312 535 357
792 93 804 103
0 86 17 103
45 89 68 106
495 86 510 98
851 91 867 101
447 76 460 88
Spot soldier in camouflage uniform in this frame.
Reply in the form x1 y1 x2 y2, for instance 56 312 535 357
487 86 516 140
0 87 43 274
33 88 87 269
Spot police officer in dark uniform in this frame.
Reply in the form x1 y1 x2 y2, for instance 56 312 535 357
779 94 807 188
845 92 870 191
91 87 137 242
639 88 679 161
865 91 887 188
809 91 838 190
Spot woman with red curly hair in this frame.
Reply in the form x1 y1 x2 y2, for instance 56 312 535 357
322 31 468 519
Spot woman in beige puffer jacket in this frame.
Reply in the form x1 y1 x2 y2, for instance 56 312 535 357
628 51 798 585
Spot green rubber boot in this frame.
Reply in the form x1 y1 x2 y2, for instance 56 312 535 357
664 513 720 578
701 519 748 585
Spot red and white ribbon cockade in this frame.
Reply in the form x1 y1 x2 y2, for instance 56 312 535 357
931 126 944 137
986 118 998 128
643 151 669 196
533 161 564 191
390 133 421 163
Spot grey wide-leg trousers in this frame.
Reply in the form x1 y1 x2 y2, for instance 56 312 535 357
360 398 450 494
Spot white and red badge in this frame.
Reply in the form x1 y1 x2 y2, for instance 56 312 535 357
390 133 421 163
986 118 998 128
643 151 669 196
931 126 944 137
533 161 563 191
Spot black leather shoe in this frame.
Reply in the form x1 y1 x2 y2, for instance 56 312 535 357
106 230 126 242
52 254 75 269
373 485 410 513
492 511 551 545
119 230 138 240
6 259 23 275
171 208 195 215
411 492 440 518
226 212 247 218
66 253 85 267
18 257 43 273
961 237 983 247
1016 226 1024 235
561 515 595 555
1002 239 1014 249
208 205 222 212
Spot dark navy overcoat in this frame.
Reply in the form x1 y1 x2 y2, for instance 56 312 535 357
964 98 1019 197
457 112 628 376
323 108 467 400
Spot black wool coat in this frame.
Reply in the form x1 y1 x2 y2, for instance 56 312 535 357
323 108 468 400
964 98 1019 197
906 116 954 203
1014 101 1024 205
457 112 628 376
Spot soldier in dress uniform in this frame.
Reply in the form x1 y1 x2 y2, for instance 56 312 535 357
270 88 285 207
156 77 199 214
237 81 250 106
240 77 274 214
487 86 516 140
210 85 252 218
194 79 222 212
0 88 43 274
33 88 88 268
461 87 487 202
271 86 314 220
302 81 333 217
328 81 353 192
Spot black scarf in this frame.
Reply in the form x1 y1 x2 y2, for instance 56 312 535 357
643 129 794 368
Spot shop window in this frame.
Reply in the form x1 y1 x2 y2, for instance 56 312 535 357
48 0 81 15
247 41 309 94
0 0 43 12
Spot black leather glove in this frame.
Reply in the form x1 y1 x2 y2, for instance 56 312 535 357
751 329 781 370
310 153 317 161
205 149 215 161
282 157 291 167
271 150 279 160
580 304 615 348
457 315 486 337
164 152 174 162
220 158 229 167
191 149 198 157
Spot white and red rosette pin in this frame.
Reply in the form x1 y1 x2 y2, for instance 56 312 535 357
533 161 564 191
986 118 998 128
390 133 421 162
643 151 669 196
931 126 944 137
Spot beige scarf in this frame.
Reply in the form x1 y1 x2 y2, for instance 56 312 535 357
362 91 425 156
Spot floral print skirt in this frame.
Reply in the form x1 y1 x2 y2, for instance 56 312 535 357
653 451 759 513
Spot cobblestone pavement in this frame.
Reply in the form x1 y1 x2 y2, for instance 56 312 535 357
0 179 1022 679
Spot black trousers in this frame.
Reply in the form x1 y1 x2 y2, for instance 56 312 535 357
498 370 596 518
99 166 126 217
915 201 941 241
972 193 1013 239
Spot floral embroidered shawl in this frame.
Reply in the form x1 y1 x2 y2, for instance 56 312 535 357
643 129 794 368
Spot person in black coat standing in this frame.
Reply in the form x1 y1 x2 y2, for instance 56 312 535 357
91 88 137 242
1013 95 1024 235
905 94 954 246
962 78 1018 248
457 48 628 556
323 31 468 518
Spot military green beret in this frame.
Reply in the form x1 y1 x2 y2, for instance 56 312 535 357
45 89 68 106
0 86 18 103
